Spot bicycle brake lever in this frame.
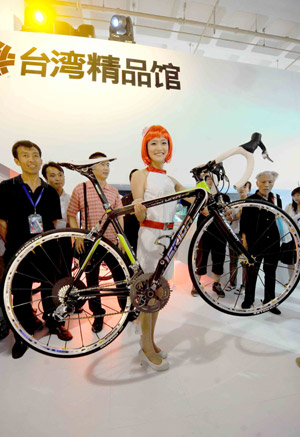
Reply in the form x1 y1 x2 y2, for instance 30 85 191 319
262 152 274 163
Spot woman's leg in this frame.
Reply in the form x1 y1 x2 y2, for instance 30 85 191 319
151 310 163 354
140 286 165 364
140 312 162 365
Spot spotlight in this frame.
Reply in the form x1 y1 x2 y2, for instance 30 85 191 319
77 24 95 38
35 11 46 24
54 21 76 36
22 1 95 38
109 15 135 43
23 1 56 33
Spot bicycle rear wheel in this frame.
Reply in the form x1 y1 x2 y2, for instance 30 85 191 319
188 199 300 315
3 229 132 357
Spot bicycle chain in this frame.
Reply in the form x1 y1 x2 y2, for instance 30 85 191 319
65 309 137 321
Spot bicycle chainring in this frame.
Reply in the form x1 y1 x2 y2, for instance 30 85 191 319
130 273 170 313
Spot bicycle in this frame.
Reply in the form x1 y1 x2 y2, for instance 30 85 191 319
3 134 300 358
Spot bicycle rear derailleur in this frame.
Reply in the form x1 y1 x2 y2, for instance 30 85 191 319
130 273 171 313
52 277 86 321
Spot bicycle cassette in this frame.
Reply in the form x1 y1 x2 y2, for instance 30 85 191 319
130 273 171 313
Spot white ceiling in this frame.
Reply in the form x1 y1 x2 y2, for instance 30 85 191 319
47 0 300 72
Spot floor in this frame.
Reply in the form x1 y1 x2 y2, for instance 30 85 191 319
1 260 300 437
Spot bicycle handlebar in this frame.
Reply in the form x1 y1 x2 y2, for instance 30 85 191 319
214 146 254 189
191 132 273 189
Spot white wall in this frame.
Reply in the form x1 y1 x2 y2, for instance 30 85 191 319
0 0 23 30
0 30 300 194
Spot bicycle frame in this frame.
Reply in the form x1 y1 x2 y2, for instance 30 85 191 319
70 168 255 298
71 168 209 286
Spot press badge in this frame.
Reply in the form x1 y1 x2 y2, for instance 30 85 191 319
28 214 44 234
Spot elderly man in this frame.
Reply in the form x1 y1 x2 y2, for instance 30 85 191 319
240 171 282 315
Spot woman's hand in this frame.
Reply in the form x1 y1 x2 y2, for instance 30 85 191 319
201 206 210 217
225 208 233 223
132 198 147 223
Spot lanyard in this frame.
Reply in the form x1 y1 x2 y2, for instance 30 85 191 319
22 185 44 214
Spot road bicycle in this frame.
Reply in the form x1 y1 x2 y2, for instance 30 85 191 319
3 134 300 358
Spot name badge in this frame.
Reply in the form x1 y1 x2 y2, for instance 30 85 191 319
28 214 44 234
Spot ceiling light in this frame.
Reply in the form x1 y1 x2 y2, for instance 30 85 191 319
109 15 135 43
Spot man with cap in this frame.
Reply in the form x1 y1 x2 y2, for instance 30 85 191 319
67 152 123 333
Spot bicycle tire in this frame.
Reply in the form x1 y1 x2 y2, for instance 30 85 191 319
3 228 132 358
188 199 300 316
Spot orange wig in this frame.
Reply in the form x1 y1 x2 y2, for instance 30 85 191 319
141 125 173 165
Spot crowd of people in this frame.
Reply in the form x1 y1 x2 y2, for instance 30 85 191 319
0 129 300 370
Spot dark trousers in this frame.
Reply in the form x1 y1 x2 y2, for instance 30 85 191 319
195 228 226 277
85 265 104 316
83 244 127 314
228 238 247 286
244 248 280 305
3 247 63 342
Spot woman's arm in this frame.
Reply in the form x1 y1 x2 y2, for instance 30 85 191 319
131 170 147 222
169 176 195 203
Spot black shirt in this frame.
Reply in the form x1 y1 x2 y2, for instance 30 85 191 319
240 191 281 252
0 175 62 260
121 192 139 253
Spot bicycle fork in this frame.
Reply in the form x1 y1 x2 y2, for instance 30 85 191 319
212 208 256 266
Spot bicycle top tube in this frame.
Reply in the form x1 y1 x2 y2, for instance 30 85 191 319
112 185 209 219
58 157 211 218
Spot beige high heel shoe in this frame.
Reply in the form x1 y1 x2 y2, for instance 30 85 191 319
139 339 168 359
138 349 169 371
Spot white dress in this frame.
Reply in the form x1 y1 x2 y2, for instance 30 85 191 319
285 204 300 228
137 171 177 280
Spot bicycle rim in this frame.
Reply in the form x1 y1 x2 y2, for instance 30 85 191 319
3 229 132 357
188 199 300 316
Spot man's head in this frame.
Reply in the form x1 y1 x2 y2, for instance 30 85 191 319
204 174 214 189
89 152 111 182
42 162 65 194
12 140 42 175
237 181 251 199
256 171 278 199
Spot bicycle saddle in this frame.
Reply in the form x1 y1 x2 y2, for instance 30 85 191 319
59 157 117 171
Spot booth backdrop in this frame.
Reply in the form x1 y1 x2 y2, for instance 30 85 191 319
0 30 300 193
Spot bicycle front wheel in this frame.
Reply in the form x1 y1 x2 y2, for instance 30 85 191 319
188 199 300 316
3 228 132 357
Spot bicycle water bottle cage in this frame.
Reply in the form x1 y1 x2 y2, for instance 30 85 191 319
155 234 172 250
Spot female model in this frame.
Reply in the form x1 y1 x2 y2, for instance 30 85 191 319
131 125 190 371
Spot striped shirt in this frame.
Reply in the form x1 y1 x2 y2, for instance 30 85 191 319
67 180 122 244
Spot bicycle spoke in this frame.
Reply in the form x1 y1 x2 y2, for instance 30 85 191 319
189 200 300 316
3 229 133 357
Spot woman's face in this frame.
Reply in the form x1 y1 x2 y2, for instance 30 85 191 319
147 136 169 165
293 192 300 204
